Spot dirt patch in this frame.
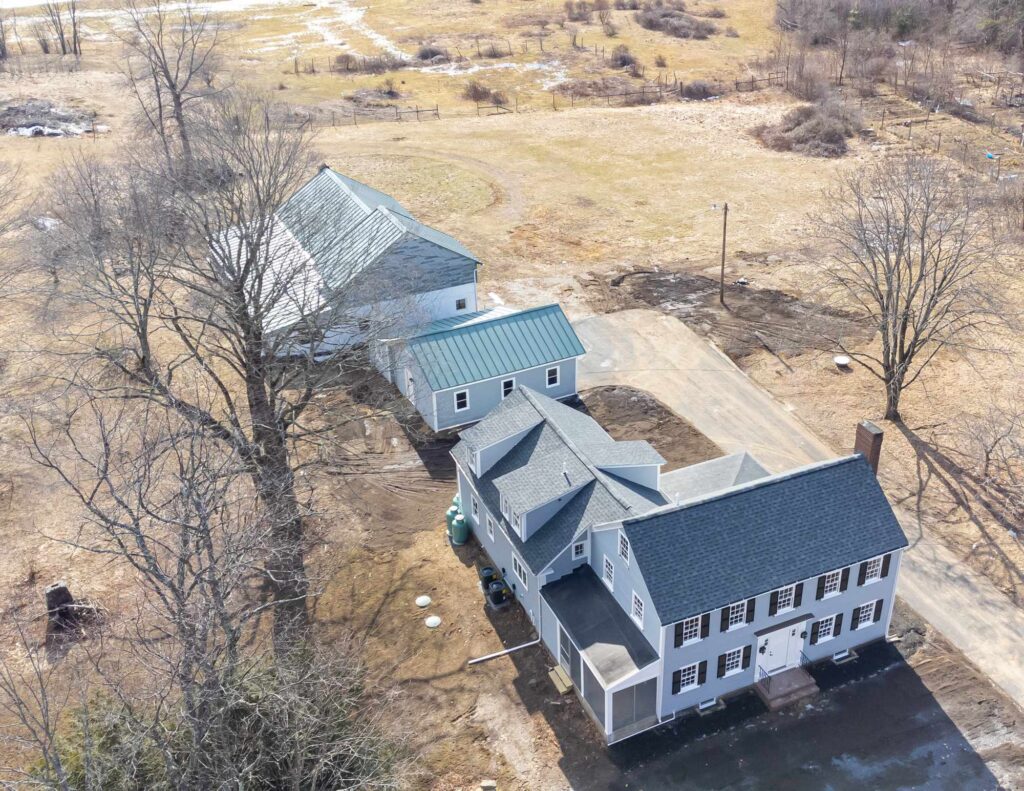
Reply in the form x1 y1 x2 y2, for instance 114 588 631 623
586 266 873 361
576 385 722 471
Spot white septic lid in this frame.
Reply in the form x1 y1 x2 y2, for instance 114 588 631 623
415 595 432 608
425 615 442 629
833 355 851 367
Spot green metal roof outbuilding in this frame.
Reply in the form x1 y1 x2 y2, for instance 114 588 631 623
408 304 586 391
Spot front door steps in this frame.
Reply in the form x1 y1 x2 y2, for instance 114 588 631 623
754 666 820 711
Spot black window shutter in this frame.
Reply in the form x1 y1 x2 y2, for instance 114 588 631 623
697 660 707 685
742 645 752 670
810 621 821 645
815 575 826 600
873 599 884 622
881 553 892 578
672 670 681 695
840 567 850 592
720 607 730 632
717 653 727 678
834 612 843 637
851 607 859 630
857 562 868 586
793 583 803 607
745 598 756 623
674 622 684 648
700 613 710 639
769 590 779 616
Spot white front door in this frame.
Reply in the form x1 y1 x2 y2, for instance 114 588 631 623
756 624 802 676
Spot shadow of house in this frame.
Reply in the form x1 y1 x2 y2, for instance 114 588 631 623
486 619 1001 790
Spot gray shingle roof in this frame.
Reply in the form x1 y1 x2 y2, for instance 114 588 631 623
623 456 908 625
658 452 768 502
271 168 480 312
408 304 586 391
452 388 666 573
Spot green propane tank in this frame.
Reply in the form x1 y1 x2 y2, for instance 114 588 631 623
451 513 469 546
452 493 461 508
445 506 458 536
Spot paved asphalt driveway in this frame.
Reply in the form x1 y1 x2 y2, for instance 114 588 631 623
574 309 1024 713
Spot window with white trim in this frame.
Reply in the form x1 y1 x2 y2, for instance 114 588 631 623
546 366 560 388
500 495 510 519
863 557 883 584
454 390 469 412
486 515 495 540
631 592 644 626
455 298 467 310
573 541 585 559
511 555 527 589
723 647 743 676
618 533 630 564
676 662 699 692
603 556 614 590
727 600 747 630
775 584 795 613
512 513 522 535
501 378 515 399
680 615 702 644
471 497 479 519
855 601 876 629
822 570 842 598
817 614 836 642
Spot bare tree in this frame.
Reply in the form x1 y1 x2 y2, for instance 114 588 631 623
118 0 220 169
0 401 406 789
42 1 80 57
817 154 1006 421
44 93 416 651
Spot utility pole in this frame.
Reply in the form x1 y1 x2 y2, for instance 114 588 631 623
720 202 729 306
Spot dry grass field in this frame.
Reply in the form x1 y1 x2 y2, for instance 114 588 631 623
3 0 1024 786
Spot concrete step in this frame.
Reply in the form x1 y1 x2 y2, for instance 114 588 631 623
755 667 820 712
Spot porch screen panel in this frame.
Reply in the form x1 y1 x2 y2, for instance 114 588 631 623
611 678 657 732
582 663 605 725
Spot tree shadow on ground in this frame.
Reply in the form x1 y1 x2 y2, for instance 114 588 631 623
894 422 1024 606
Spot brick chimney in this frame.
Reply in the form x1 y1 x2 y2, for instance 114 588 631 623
854 420 884 475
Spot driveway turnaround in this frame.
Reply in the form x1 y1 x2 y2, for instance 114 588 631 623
575 308 1024 712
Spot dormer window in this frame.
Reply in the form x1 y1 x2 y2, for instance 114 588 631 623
500 494 510 520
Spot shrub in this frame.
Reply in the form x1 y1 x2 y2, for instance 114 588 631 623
417 44 445 60
681 79 715 99
462 79 508 105
755 101 862 158
696 5 726 17
725 25 739 37
565 0 593 22
610 44 637 67
637 1 718 39
655 53 667 66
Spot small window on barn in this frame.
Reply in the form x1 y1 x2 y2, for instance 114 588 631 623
501 378 515 399
454 390 469 412
455 298 467 311
546 366 560 388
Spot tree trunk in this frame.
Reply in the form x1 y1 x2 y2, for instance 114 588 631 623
884 371 903 422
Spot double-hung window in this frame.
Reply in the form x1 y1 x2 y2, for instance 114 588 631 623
723 647 743 676
863 557 883 584
471 497 479 519
727 601 747 630
822 570 842 598
454 390 470 412
679 615 701 644
501 378 515 399
486 515 495 540
817 614 836 642
775 584 795 613
603 555 614 591
676 662 699 692
855 601 876 629
511 555 527 589
546 366 560 388
618 533 630 564
631 592 644 627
